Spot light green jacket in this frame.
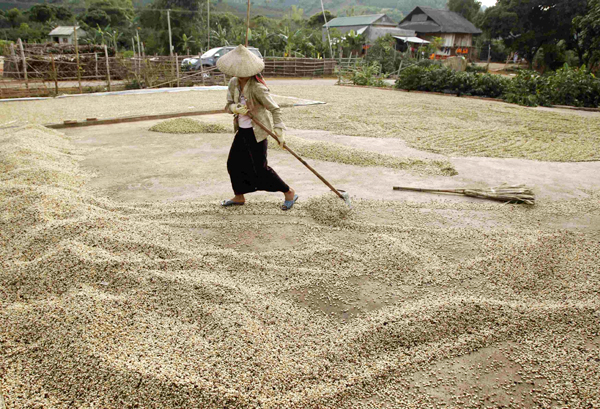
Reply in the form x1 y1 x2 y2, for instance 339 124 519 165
225 77 286 143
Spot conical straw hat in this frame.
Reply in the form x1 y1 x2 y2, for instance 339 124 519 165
216 45 265 77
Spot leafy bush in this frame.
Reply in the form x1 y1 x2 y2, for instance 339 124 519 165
466 63 488 73
395 64 600 107
503 70 551 107
396 65 454 93
470 74 510 98
396 65 508 98
352 62 386 87
544 65 600 107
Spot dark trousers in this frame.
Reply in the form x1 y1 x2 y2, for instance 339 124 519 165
227 127 290 195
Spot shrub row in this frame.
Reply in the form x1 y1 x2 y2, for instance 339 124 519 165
395 64 600 108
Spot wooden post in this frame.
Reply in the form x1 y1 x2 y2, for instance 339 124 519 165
175 53 180 87
131 38 136 74
17 39 29 92
94 52 98 78
136 30 142 75
11 43 21 78
167 9 173 57
51 53 59 95
104 44 111 91
200 63 205 86
73 26 82 93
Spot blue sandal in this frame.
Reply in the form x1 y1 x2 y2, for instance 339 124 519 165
221 200 245 207
281 194 299 211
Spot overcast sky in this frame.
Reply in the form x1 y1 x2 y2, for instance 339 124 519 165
480 0 497 6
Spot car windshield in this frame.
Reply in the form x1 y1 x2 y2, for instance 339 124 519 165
201 48 221 58
249 49 262 58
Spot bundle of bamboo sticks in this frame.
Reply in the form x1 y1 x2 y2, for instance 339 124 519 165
393 184 535 205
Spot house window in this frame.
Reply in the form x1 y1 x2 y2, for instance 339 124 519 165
62 37 69 43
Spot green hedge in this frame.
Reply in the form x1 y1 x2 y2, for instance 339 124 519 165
395 64 600 108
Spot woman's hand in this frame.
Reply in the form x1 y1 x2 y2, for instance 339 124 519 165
230 103 249 115
274 128 285 147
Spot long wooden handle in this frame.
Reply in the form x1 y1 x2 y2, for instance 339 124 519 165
393 186 466 194
248 114 344 199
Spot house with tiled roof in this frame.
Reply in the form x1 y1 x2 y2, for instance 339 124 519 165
398 7 482 58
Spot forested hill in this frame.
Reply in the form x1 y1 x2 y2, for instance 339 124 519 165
211 0 447 21
1 0 448 22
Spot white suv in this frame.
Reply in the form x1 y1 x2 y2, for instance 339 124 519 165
181 46 263 71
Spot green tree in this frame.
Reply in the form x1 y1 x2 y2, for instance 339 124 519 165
0 11 9 29
480 0 587 70
307 10 335 27
86 0 134 27
447 0 481 23
6 8 25 28
82 9 111 27
54 6 74 21
28 4 56 23
574 0 600 69
365 34 400 73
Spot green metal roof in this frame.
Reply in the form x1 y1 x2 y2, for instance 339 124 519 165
48 26 85 36
324 14 386 28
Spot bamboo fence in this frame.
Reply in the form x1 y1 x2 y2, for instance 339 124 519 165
262 57 337 77
1 41 346 99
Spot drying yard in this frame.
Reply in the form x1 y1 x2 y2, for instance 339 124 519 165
1 81 599 408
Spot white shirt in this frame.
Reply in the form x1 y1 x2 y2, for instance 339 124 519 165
238 94 253 129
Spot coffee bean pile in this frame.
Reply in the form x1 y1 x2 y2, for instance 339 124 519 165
149 118 229 134
1 124 598 408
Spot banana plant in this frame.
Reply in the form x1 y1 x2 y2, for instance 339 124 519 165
180 33 195 55
106 29 122 52
211 24 229 46
95 24 109 45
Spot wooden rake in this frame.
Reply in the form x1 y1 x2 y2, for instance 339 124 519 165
247 113 351 207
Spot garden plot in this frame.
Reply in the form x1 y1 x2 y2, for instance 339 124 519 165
2 85 600 408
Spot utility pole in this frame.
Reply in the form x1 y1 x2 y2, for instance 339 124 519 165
245 0 250 47
207 0 210 50
319 0 333 59
167 9 173 57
